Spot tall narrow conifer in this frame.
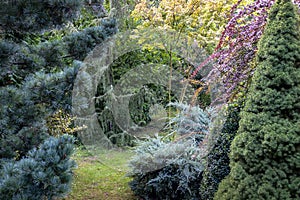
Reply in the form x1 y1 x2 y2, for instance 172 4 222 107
215 0 300 199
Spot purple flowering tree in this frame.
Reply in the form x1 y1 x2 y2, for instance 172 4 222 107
192 0 300 102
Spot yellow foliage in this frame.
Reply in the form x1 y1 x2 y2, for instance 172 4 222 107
47 110 86 137
131 0 254 53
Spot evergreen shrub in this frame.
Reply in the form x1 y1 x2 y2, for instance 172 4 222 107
128 136 204 200
199 100 243 200
0 62 80 160
215 0 300 199
0 19 117 86
62 18 117 61
0 135 76 200
0 0 82 35
0 1 117 198
128 103 211 200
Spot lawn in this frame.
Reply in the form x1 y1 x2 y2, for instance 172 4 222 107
63 147 137 200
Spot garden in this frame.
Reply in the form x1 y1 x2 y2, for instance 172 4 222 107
0 0 299 199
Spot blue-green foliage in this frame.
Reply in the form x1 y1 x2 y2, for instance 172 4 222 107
0 63 80 160
0 86 47 159
0 135 76 200
63 18 117 61
23 63 81 111
34 40 68 69
128 136 204 200
0 0 82 35
128 103 211 200
0 40 41 86
0 19 117 86
168 102 210 137
0 1 118 198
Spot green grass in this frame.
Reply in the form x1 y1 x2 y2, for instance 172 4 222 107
63 147 137 200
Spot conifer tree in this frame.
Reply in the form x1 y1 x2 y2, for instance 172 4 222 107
200 100 243 200
0 0 82 37
0 135 76 200
215 0 300 199
0 1 117 198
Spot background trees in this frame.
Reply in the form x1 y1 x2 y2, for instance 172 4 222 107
192 0 300 102
131 0 253 53
215 0 300 199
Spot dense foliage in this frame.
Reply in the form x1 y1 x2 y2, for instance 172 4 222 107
0 135 76 200
199 100 244 200
0 58 82 159
192 0 300 102
128 103 210 200
128 137 204 200
0 18 117 86
215 0 300 199
131 0 252 53
0 0 82 37
0 1 118 198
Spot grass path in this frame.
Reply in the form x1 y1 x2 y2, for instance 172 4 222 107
63 148 137 200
